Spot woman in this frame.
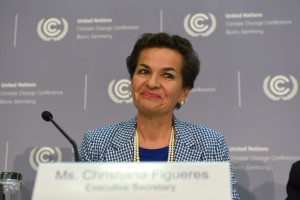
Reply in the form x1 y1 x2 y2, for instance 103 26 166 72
80 32 239 199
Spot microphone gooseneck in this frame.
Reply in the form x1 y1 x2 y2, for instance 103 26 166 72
41 111 80 162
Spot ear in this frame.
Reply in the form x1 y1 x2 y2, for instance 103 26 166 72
180 88 190 102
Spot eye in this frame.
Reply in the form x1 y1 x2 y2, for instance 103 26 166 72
163 73 174 79
138 69 149 74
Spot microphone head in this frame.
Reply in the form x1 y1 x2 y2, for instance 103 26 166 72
41 111 53 122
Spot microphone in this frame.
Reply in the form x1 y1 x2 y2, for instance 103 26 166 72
41 111 80 162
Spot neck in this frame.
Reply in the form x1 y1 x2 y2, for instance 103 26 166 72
136 113 173 149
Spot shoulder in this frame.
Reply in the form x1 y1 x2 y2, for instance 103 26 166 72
174 117 225 143
79 118 136 161
173 117 230 161
84 118 135 142
289 160 300 177
292 160 300 169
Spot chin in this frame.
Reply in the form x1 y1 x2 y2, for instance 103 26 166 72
137 105 162 113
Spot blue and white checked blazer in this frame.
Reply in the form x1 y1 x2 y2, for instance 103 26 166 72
80 116 239 200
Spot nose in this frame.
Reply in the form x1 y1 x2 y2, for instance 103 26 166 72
146 74 160 89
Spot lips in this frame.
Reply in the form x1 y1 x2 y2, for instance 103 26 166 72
141 91 161 99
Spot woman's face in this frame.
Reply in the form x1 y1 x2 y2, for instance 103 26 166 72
131 47 190 116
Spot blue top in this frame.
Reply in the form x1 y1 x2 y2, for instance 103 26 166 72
139 146 168 161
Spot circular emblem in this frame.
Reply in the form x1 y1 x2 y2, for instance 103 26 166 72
263 75 298 101
108 79 132 104
184 13 217 37
37 18 68 41
29 146 62 171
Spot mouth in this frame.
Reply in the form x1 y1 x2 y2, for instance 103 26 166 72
141 91 161 99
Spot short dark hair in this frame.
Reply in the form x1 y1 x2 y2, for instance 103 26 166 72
126 32 200 89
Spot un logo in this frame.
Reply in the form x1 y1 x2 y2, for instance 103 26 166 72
108 79 132 104
29 146 62 171
184 13 217 37
263 75 298 101
37 18 68 41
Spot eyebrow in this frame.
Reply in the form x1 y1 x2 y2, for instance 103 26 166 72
139 64 177 73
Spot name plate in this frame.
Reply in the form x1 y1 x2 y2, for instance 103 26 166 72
32 162 232 200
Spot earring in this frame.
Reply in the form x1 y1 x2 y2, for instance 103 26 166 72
129 92 132 97
180 100 185 105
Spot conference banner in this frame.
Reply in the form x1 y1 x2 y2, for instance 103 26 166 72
0 0 299 199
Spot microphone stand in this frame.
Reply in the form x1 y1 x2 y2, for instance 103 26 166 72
42 111 80 162
48 118 80 162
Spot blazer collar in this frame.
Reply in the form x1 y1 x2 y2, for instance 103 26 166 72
106 116 203 162
109 116 198 147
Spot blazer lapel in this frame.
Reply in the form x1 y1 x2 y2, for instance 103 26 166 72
173 117 205 161
105 118 136 162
